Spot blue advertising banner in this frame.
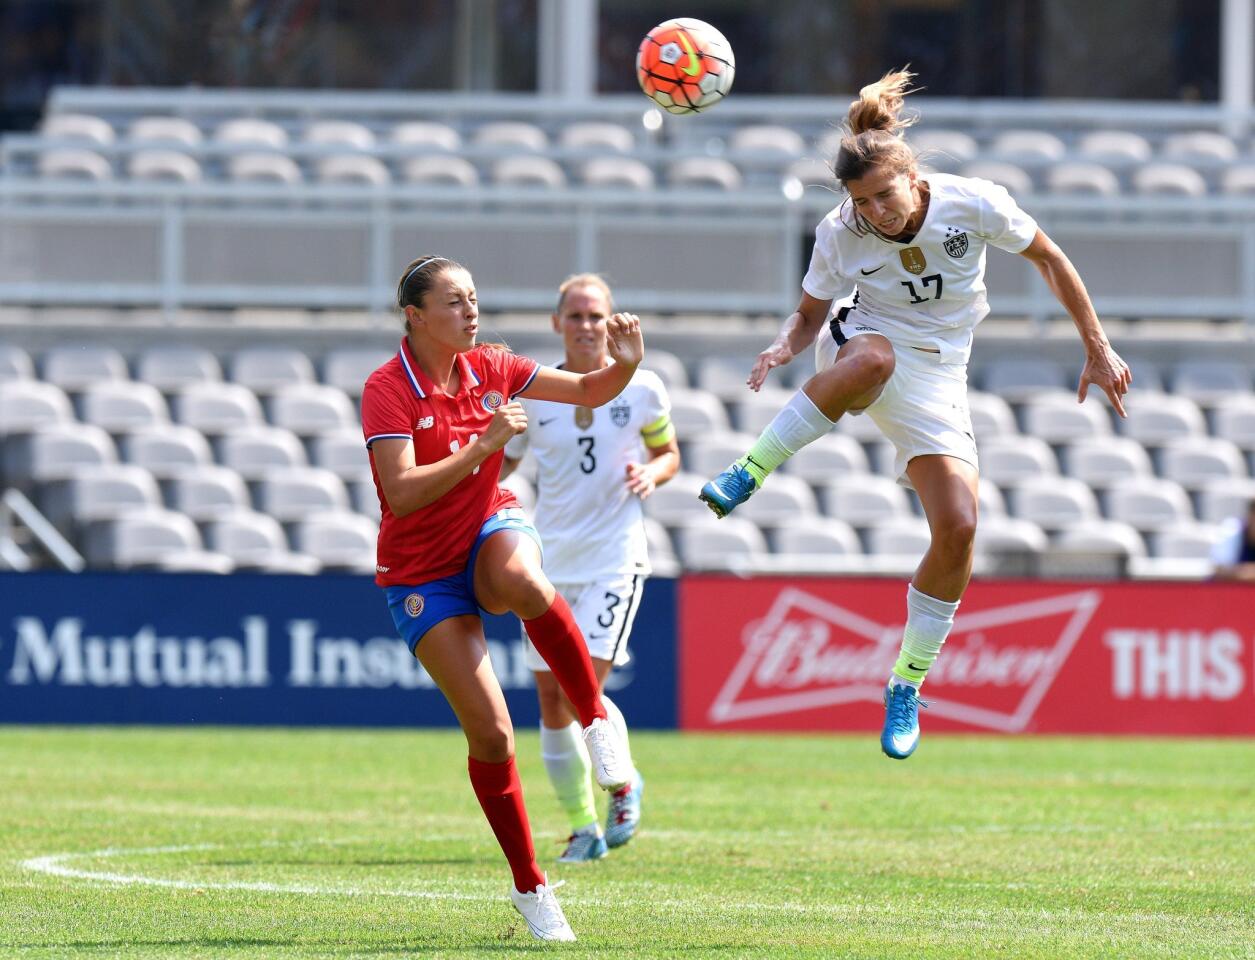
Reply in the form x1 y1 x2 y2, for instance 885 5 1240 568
0 572 678 729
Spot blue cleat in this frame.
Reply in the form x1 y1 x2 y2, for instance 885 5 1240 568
881 683 927 759
699 463 758 518
557 827 608 863
604 775 643 849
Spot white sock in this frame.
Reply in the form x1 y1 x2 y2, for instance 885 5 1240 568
599 694 636 781
741 389 838 482
539 721 598 831
889 583 959 689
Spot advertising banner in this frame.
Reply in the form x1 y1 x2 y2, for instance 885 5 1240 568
680 576 1254 735
0 573 677 729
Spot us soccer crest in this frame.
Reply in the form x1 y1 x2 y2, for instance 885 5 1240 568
610 399 631 427
899 247 927 274
944 227 969 258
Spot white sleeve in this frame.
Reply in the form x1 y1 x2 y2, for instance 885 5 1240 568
1210 519 1243 565
801 216 846 301
974 179 1039 253
644 372 670 422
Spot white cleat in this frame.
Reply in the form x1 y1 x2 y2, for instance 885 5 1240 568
581 717 631 791
510 876 576 942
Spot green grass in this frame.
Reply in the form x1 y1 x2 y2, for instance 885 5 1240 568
1 727 1252 959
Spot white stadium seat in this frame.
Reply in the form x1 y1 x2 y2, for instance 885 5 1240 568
268 383 356 436
907 129 979 166
2 423 117 489
967 391 1018 440
79 381 169 433
40 463 162 532
974 514 1048 558
310 429 372 482
643 517 680 576
1197 477 1255 524
771 515 862 556
215 118 288 149
643 470 709 526
1117 392 1206 445
866 516 933 559
303 120 375 151
1170 361 1253 405
684 431 759 479
1053 520 1147 559
978 358 1069 400
731 386 798 435
959 160 1033 196
989 129 1066 163
493 155 567 188
674 515 767 570
1220 165 1255 195
390 121 461 152
37 149 112 181
1062 436 1153 487
818 473 911 526
472 121 548 152
668 156 743 191
322 348 391 397
164 464 250 521
0 381 73 435
1105 476 1194 531
41 113 115 145
120 424 214 479
561 121 636 153
1161 131 1238 163
128 149 202 183
1077 130 1152 164
581 156 655 190
1045 162 1120 196
1132 163 1207 197
1020 391 1112 442
1152 521 1226 560
253 466 350 522
642 349 689 390
41 344 129 391
0 344 34 380
135 346 223 391
735 473 818 527
1158 436 1247 490
217 425 308 479
1010 475 1100 529
401 155 479 186
83 507 203 569
317 154 390 186
695 356 757 400
977 435 1058 487
172 382 265 434
780 433 870 483
1212 395 1255 451
227 153 303 184
667 388 730 440
291 512 378 573
730 124 806 156
978 477 1007 517
230 346 316 394
130 116 203 147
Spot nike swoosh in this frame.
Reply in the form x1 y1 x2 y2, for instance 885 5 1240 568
538 418 557 426
677 33 701 76
860 265 885 275
907 662 927 672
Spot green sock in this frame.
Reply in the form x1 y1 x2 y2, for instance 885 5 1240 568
737 390 837 485
540 722 598 831
737 430 791 485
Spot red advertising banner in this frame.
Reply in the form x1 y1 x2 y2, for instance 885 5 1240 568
680 577 1255 735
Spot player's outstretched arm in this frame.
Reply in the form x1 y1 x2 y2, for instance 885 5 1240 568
522 313 644 407
747 292 832 391
1018 229 1132 417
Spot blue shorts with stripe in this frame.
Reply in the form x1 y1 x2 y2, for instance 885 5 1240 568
385 508 542 654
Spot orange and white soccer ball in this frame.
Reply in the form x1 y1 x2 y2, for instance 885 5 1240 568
636 18 735 115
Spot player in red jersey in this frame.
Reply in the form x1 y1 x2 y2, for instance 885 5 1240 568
361 255 641 942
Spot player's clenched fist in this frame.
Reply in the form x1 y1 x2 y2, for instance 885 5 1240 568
606 312 644 368
481 402 528 451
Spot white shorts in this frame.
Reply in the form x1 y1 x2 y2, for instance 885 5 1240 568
816 319 979 484
524 573 645 671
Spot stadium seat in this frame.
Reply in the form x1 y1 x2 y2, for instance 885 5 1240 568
668 156 743 190
780 433 870 482
400 155 480 186
978 358 1069 400
834 408 886 442
866 516 932 559
959 160 1033 196
135 345 223 392
390 121 461 151
36 149 112 180
317 154 390 186
119 424 214 478
1170 360 1252 405
735 473 818 527
643 470 709 526
674 515 767 571
0 381 74 435
684 430 758 479
128 149 202 183
216 425 308 479
560 122 636 153
322 347 391 397
1123 357 1164 393
41 112 115 145
1062 436 1153 487
771 515 862 556
41 344 129 391
472 121 548 152
82 507 203 569
129 116 202 147
349 477 378 517
310 429 372 482
1152 521 1225 559
1161 131 1238 164
0 344 34 380
290 511 378 573
1045 161 1120 196
580 156 655 190
164 464 251 520
642 349 689 390
667 388 730 440
493 155 567 188
215 118 288 149
977 435 1059 486
39 463 162 533
1053 520 1147 559
205 509 321 573
227 153 303 184
1117 392 1206 445
152 550 236 574
303 120 375 151
695 356 757 400
817 473 911 526
230 347 316 394
730 386 796 435
172 382 265 434
253 466 350 522
729 124 806 157
1197 477 1255 524
784 157 834 189
974 514 1048 559
1219 165 1255 195
1212 395 1255 451
79 381 169 433
1157 436 1247 489
1132 163 1207 197
979 477 1007 516
1020 391 1112 442
1105 476 1194 531
3 423 117 489
1009 475 1100 529
1076 130 1152 164
642 517 680 576
989 129 1066 163
967 390 1018 440
907 129 979 167
267 383 356 436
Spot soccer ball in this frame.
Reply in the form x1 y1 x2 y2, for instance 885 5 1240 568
636 18 735 115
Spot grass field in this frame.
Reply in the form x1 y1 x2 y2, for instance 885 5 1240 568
1 727 1252 959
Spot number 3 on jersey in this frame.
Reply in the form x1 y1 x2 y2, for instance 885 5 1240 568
577 436 596 474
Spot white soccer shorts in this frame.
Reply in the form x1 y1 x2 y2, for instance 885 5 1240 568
815 321 979 484
525 573 645 671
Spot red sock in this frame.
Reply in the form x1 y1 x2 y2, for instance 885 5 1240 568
523 596 607 728
467 755 545 894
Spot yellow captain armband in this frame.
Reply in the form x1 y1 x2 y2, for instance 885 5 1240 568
641 413 675 448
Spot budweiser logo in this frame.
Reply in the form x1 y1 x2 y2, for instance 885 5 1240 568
709 587 1101 732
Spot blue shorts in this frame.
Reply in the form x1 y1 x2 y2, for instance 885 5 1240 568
385 508 541 654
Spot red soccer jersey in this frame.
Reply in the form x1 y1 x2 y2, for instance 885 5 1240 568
361 339 540 586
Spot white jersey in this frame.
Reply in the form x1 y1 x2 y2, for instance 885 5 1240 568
507 366 670 582
802 173 1038 365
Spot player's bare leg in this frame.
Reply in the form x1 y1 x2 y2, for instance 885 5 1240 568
475 532 631 789
881 454 979 759
701 336 894 517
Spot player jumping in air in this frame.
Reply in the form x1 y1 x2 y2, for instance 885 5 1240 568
700 70 1131 760
502 274 679 862
362 255 644 941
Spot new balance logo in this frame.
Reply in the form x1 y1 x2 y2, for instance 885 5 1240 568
416 416 434 430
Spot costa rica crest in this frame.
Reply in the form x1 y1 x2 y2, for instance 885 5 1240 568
610 399 631 427
481 390 505 412
943 227 969 258
404 593 425 618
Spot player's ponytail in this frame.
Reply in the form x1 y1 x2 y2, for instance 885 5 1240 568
833 68 918 185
